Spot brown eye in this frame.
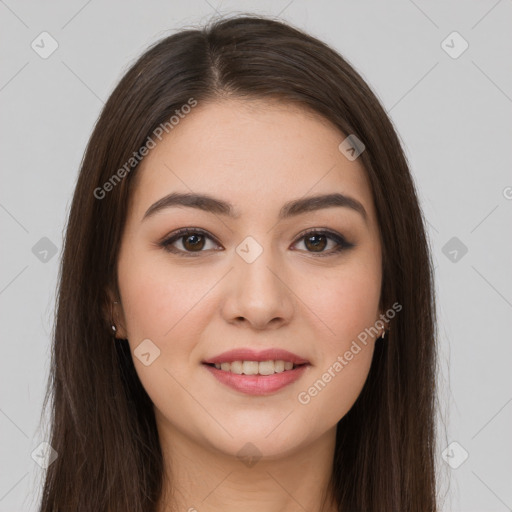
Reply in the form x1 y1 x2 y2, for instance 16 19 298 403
292 229 354 257
303 233 328 252
182 233 206 251
160 228 220 255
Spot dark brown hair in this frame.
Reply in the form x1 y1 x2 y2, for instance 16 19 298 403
38 13 439 512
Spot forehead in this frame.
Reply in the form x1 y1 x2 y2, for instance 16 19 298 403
129 98 377 224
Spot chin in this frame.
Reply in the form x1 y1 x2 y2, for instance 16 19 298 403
202 425 309 461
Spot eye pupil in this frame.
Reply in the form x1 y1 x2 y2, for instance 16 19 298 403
305 234 327 252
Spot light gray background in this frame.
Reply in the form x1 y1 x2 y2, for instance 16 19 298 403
1 1 511 510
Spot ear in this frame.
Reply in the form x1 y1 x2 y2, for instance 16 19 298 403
104 285 128 339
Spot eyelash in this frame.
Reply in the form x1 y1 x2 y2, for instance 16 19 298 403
158 227 354 257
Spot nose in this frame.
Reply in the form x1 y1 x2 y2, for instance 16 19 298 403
220 244 295 331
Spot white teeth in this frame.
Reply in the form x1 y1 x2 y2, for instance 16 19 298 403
230 360 243 374
242 361 259 375
210 360 303 375
258 360 275 375
274 360 285 373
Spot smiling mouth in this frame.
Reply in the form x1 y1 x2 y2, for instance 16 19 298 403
203 360 309 376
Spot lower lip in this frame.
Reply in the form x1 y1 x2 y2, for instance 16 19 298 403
202 363 310 395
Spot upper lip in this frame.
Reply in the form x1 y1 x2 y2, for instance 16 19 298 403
202 348 310 365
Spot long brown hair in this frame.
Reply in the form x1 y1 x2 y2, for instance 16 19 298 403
38 13 439 511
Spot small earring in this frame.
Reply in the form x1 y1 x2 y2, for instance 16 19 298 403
381 329 387 339
111 301 119 335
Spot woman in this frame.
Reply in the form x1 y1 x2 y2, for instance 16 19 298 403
38 14 439 512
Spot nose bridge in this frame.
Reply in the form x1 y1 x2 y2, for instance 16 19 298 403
223 234 294 328
235 234 283 296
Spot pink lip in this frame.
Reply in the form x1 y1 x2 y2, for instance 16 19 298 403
202 348 310 365
203 363 310 395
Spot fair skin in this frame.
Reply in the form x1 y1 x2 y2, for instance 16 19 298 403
112 98 383 512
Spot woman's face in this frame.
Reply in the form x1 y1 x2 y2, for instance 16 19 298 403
114 98 383 458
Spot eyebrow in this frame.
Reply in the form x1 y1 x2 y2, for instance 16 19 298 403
142 191 368 224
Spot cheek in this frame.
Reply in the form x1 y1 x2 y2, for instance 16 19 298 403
293 257 380 426
116 251 211 411
307 258 381 350
117 250 210 343
297 344 374 435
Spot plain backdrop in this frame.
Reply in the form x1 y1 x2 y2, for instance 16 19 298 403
1 1 511 511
